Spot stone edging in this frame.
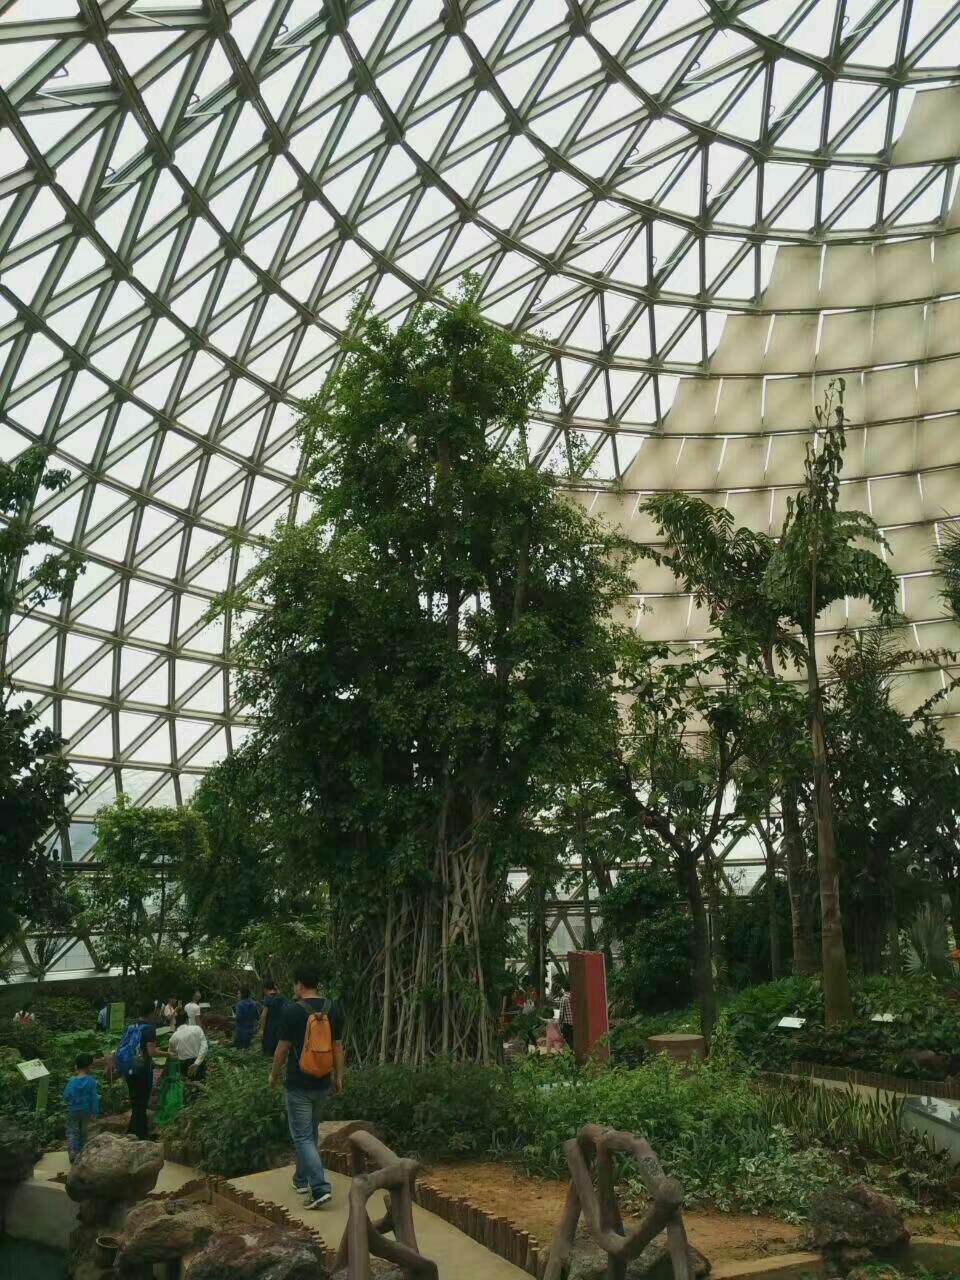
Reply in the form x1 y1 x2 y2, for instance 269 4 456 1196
319 1142 544 1275
790 1060 960 1099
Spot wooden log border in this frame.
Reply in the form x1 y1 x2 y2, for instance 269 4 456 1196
790 1060 960 1099
319 1141 545 1276
159 1174 338 1272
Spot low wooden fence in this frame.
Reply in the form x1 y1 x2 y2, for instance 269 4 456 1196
791 1060 960 1099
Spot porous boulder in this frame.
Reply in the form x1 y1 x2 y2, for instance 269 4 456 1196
185 1224 328 1280
0 1120 43 1185
809 1185 909 1253
564 1239 710 1280
119 1199 216 1268
66 1132 164 1204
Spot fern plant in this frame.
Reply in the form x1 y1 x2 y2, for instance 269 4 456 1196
904 906 959 980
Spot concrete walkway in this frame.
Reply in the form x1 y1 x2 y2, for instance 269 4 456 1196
24 1151 528 1277
231 1164 530 1278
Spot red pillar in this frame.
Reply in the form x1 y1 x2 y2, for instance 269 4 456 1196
567 950 608 1064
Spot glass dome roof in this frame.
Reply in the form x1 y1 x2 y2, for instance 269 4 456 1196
2 0 960 889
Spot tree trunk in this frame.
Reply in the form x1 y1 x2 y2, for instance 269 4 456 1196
529 872 547 1002
888 913 901 977
681 850 718 1047
767 866 783 980
846 891 886 975
805 639 853 1024
761 639 818 978
578 812 596 952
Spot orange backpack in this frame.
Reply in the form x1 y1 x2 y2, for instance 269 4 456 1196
297 1000 334 1079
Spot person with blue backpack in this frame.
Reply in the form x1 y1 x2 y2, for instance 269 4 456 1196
113 1004 158 1139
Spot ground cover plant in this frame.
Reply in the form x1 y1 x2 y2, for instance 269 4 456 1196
164 1048 953 1220
712 975 960 1078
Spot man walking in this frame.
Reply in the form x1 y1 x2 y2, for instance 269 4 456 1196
232 986 260 1049
169 1010 209 1080
258 980 286 1058
116 1004 158 1139
268 965 344 1209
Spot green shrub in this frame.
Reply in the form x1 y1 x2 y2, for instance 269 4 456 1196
167 1061 288 1177
607 1008 700 1067
758 1079 950 1203
713 973 960 1080
505 1054 838 1219
326 1062 511 1159
711 976 822 1071
602 869 694 1015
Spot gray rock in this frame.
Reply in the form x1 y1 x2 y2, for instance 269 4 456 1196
66 1133 164 1204
0 1121 43 1185
185 1224 328 1280
119 1199 215 1267
565 1238 710 1280
809 1185 909 1253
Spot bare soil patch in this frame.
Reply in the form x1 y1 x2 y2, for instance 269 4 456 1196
422 1161 806 1263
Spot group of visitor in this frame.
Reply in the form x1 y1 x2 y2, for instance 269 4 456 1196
46 967 346 1205
502 974 576 1056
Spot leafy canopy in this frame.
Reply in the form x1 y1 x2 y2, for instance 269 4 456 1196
230 288 635 890
81 795 209 975
1 446 85 960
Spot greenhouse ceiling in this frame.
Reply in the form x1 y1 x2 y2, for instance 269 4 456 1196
2 0 960 871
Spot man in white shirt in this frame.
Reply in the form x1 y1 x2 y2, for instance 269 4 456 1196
168 1012 209 1080
184 991 203 1026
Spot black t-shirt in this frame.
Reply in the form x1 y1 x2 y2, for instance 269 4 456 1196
280 997 343 1091
134 1023 156 1071
262 994 287 1053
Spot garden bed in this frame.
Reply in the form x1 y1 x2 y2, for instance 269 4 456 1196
419 1160 807 1265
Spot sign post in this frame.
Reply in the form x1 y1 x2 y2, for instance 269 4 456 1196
567 951 609 1065
16 1059 50 1114
108 1001 125 1034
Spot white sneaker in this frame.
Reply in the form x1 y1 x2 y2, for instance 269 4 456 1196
291 1179 309 1195
305 1191 332 1209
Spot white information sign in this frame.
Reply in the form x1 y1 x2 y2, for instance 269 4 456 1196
16 1058 50 1082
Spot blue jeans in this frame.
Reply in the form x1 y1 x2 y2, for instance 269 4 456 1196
285 1087 332 1198
66 1112 90 1162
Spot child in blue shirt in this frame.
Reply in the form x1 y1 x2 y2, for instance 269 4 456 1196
63 1053 99 1162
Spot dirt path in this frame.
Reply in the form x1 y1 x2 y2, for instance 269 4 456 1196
422 1161 806 1264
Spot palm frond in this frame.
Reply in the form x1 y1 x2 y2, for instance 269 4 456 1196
935 521 960 623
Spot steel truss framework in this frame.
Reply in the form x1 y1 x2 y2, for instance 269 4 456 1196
2 0 960 977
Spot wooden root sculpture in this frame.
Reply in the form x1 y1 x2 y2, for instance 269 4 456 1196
543 1125 691 1280
332 1130 438 1280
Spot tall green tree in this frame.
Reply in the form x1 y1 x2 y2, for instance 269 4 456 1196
827 630 960 969
763 382 897 1021
1 446 84 964
639 497 817 974
613 639 786 1042
642 382 897 1023
226 287 635 1065
82 795 209 975
600 864 694 1015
